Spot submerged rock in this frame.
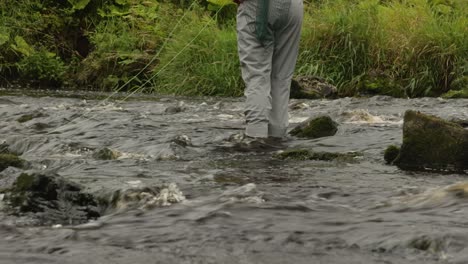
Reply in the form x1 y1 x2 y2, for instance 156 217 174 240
392 110 468 172
93 148 121 160
289 116 338 139
290 75 337 99
2 172 100 225
171 135 192 147
16 112 47 123
0 142 11 154
0 154 24 172
384 145 400 164
274 148 360 162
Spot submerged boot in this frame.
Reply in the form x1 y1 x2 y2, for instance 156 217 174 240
227 132 285 152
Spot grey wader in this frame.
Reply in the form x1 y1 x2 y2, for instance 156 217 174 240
237 0 303 138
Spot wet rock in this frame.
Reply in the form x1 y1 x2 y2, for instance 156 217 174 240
16 112 47 123
93 148 121 160
274 149 360 162
289 115 338 139
164 106 183 114
384 145 400 164
408 235 445 253
449 117 468 128
274 149 311 160
32 122 52 131
393 110 468 172
0 142 11 154
164 102 186 114
290 75 337 99
0 154 24 172
171 135 192 147
289 101 309 111
2 172 100 225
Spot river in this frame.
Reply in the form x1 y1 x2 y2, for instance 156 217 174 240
0 90 467 263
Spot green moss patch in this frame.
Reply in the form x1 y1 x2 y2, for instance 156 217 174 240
394 110 468 172
274 148 360 162
384 145 400 164
0 154 24 172
16 112 46 123
93 148 121 160
289 116 338 139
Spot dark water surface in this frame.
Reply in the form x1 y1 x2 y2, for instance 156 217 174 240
1 90 468 263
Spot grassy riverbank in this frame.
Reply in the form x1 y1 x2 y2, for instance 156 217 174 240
0 0 466 97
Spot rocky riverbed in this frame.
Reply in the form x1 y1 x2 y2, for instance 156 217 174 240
0 89 468 263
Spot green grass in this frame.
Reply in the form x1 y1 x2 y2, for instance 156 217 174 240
0 0 466 97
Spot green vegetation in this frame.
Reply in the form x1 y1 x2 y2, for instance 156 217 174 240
0 0 466 97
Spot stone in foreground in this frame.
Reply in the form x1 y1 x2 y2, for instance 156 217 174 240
393 110 468 172
2 172 100 225
289 116 338 139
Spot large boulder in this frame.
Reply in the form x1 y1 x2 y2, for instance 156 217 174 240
290 75 337 99
391 110 468 172
289 115 338 139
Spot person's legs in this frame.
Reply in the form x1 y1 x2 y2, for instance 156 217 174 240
237 0 274 138
268 0 303 138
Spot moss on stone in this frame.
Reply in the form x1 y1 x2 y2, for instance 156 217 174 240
93 148 121 160
16 112 47 123
384 145 400 164
289 116 338 139
17 114 34 123
5 172 100 224
394 110 468 171
274 149 312 160
14 173 35 192
0 154 24 172
274 148 360 162
442 88 468 99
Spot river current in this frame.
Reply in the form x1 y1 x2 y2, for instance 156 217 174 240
0 90 467 264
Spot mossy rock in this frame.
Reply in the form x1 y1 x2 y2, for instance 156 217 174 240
0 154 24 172
289 116 338 139
274 149 311 160
5 172 100 225
394 110 468 172
384 145 400 164
274 148 360 162
290 76 337 99
16 112 47 123
442 88 468 99
93 148 121 160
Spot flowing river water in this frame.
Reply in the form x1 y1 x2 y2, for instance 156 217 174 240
0 90 468 264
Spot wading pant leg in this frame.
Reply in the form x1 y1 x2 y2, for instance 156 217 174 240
237 0 274 138
268 0 303 138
